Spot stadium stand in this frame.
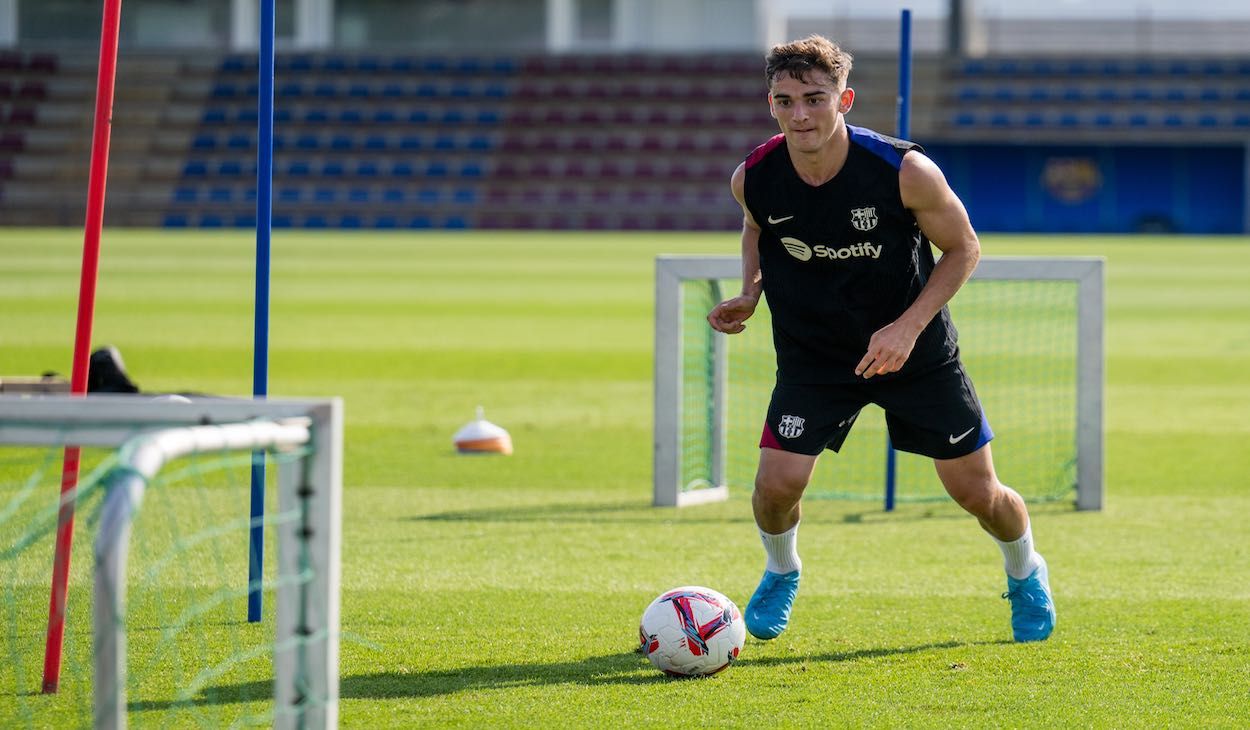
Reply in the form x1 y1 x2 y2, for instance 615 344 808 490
0 49 1246 228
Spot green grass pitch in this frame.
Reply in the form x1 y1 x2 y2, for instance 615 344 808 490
1 229 1248 727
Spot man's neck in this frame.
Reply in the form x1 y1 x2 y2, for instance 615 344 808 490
787 121 850 187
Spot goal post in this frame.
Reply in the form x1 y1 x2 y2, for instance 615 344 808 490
654 255 1104 511
0 394 342 729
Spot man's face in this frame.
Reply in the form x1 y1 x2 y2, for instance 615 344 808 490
768 71 854 153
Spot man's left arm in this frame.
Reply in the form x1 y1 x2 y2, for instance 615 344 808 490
855 151 980 378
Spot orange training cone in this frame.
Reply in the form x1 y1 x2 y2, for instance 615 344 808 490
453 406 513 455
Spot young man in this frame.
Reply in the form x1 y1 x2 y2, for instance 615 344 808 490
706 35 1055 643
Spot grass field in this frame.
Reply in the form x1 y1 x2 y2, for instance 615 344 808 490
2 229 1248 728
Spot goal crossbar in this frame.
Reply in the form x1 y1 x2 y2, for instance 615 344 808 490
654 255 1104 510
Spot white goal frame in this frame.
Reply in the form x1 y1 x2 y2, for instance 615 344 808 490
654 255 1104 510
0 394 343 729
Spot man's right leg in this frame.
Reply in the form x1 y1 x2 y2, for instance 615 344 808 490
746 447 818 640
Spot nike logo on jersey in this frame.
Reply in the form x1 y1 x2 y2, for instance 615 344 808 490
767 214 794 224
948 426 976 444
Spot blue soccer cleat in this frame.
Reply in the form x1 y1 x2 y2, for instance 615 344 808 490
745 570 800 640
1003 555 1056 642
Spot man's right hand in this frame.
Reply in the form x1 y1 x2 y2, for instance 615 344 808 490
707 295 759 334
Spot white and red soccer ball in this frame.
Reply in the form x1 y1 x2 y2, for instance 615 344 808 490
638 586 745 677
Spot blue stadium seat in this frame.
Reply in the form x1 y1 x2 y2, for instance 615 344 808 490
313 188 336 203
163 214 188 227
347 83 370 98
1197 114 1219 128
313 83 336 98
415 188 439 203
284 56 313 72
956 86 981 102
305 109 330 123
407 110 430 124
295 134 320 150
433 134 456 150
211 83 237 98
183 161 208 176
476 110 501 124
278 187 301 203
483 83 507 98
202 108 228 124
233 214 255 227
278 82 304 98
382 188 405 203
441 109 465 124
989 113 1011 127
425 162 449 177
1233 114 1250 128
391 162 415 177
287 161 312 176
356 57 381 72
444 216 468 229
372 109 398 123
270 108 289 123
1092 113 1115 127
363 135 387 150
304 215 329 228
373 216 399 229
339 215 363 228
460 162 484 177
192 133 217 150
199 214 224 228
382 83 405 98
338 109 364 124
1023 112 1045 127
329 134 353 151
208 187 232 203
173 186 197 203
389 57 414 72
218 160 244 176
322 56 348 72
322 160 346 176
408 216 433 229
415 83 439 97
226 134 251 150
399 135 422 150
355 161 379 176
221 56 248 72
453 188 475 204
467 135 491 150
1198 88 1222 102
348 187 370 203
951 112 976 127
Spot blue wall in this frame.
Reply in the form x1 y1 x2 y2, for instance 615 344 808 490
925 143 1246 234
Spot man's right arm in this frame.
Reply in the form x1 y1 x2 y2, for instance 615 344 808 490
708 162 763 335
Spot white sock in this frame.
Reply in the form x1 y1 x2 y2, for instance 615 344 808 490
759 523 802 575
994 522 1041 580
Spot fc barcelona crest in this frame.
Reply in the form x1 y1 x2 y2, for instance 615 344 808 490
850 207 878 231
777 415 805 439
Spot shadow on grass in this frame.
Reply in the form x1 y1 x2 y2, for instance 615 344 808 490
408 498 1086 528
129 639 1000 709
407 500 754 525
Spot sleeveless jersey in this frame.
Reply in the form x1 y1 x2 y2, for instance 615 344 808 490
742 124 959 385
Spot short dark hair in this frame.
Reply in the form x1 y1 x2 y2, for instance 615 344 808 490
765 35 853 89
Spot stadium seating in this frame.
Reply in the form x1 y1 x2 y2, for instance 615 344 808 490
2 48 1247 228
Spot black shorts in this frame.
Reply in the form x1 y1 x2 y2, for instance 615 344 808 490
759 360 993 460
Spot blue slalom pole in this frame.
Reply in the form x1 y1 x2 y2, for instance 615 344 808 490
248 0 275 623
885 8 912 513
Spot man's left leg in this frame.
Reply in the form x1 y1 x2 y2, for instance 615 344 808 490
934 443 1056 642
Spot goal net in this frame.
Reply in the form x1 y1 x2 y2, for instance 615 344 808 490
654 255 1103 510
0 395 342 729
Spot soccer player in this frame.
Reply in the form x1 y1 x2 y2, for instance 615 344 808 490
706 35 1055 643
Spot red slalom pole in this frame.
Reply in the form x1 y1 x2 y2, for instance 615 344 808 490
42 0 124 695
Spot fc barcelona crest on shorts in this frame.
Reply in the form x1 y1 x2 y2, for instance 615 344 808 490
850 206 878 231
777 415 805 439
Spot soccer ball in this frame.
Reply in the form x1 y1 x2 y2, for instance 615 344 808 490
638 586 745 677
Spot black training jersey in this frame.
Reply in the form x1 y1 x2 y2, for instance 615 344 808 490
742 124 959 385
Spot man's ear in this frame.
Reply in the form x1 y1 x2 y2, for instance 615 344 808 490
839 87 855 114
768 92 777 119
